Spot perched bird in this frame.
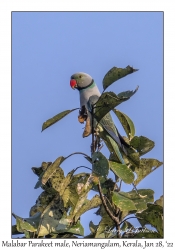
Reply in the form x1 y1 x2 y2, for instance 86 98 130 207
70 72 129 164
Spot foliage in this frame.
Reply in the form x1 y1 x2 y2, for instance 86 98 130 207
12 65 163 238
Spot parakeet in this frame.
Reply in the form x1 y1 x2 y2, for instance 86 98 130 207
70 72 129 164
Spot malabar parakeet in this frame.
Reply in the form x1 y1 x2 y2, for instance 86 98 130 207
70 72 130 164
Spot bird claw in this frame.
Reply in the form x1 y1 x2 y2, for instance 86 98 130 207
97 143 103 151
78 105 88 124
94 127 99 136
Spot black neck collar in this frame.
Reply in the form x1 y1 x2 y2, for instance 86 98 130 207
77 79 94 91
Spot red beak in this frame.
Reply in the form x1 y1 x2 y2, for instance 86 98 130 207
70 79 77 89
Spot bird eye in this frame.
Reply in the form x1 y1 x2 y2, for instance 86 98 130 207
79 75 82 78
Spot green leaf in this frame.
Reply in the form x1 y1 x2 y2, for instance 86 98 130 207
93 89 138 123
42 108 79 131
24 230 31 238
112 192 137 211
62 188 70 207
56 218 84 236
29 191 56 217
109 161 134 184
89 221 98 234
134 158 163 185
92 178 116 194
155 195 163 207
12 225 23 235
95 208 115 238
72 176 93 217
59 169 75 196
74 195 102 222
37 195 65 236
66 220 84 236
130 136 155 156
136 203 163 237
67 174 90 212
12 212 41 233
32 167 44 177
32 162 52 176
92 152 109 178
49 169 65 193
42 156 65 185
120 221 134 231
127 152 140 167
102 65 138 90
119 189 154 212
113 109 135 140
54 217 72 233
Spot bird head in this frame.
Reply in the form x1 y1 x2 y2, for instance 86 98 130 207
70 72 93 91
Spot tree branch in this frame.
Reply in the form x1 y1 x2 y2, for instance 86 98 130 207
98 181 121 238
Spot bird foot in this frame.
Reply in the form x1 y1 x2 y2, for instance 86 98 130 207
97 142 104 151
78 105 88 124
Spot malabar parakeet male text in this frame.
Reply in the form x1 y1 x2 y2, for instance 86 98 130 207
70 72 129 164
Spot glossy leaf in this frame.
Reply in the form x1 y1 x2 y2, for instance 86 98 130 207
113 109 135 139
92 152 109 178
102 65 138 90
93 88 138 123
134 158 163 185
130 136 155 156
42 108 79 131
109 161 134 184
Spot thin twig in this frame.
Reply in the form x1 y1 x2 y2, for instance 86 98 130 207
119 216 147 226
74 166 92 172
132 182 142 196
98 181 121 238
119 216 139 226
119 180 122 191
65 152 90 160
105 196 114 210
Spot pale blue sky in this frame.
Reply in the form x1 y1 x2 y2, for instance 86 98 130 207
12 12 163 236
